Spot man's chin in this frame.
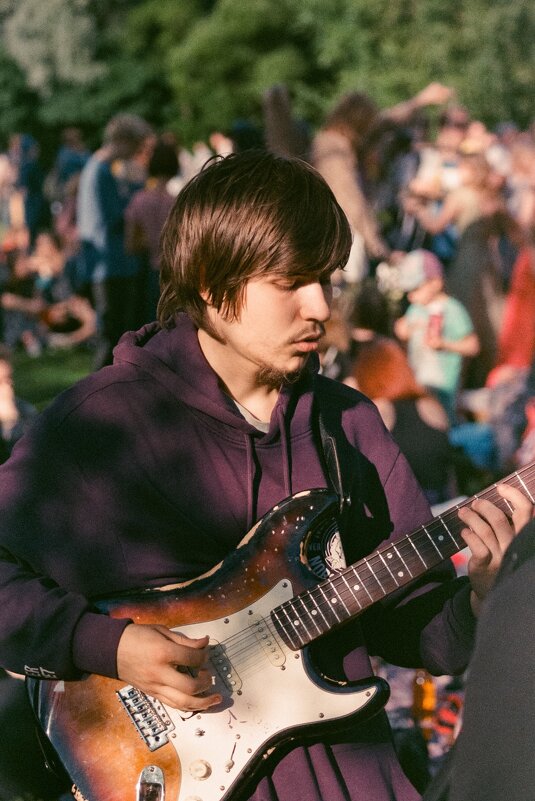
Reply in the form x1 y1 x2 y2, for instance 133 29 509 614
257 358 309 390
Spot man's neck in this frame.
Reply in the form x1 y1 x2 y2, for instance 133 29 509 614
197 329 279 423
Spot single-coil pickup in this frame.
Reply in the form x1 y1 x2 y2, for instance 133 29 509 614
117 685 175 751
209 643 242 693
250 616 285 666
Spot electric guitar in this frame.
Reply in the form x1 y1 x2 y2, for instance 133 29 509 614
28 462 535 801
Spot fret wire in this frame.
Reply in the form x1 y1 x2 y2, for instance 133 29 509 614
338 572 363 611
377 552 400 587
516 472 535 503
393 543 414 578
408 534 429 568
330 577 351 614
362 556 386 594
272 606 305 648
317 583 343 622
282 603 308 645
429 517 461 551
337 561 396 605
305 587 331 629
338 559 377 609
345 558 390 595
502 496 514 514
294 595 322 638
421 526 445 559
330 572 357 608
349 565 375 601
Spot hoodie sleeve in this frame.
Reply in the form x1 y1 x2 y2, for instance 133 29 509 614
342 398 477 676
0 409 131 680
359 447 477 676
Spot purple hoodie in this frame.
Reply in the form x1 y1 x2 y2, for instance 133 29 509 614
0 314 476 800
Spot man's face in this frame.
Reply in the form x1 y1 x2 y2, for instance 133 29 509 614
203 274 332 388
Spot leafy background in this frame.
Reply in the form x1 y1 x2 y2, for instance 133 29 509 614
1 0 534 161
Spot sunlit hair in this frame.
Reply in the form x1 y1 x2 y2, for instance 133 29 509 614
158 151 352 334
352 337 426 400
323 91 380 155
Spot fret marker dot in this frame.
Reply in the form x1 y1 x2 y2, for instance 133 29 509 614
397 571 404 577
311 609 317 615
294 620 300 626
331 598 337 604
438 535 444 542
353 585 360 590
387 553 393 559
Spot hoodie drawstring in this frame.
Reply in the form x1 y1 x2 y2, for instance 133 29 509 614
277 405 292 499
244 434 255 531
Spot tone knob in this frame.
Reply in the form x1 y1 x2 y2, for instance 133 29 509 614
189 760 212 780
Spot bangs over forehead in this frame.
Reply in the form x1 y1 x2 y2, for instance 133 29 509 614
158 151 352 330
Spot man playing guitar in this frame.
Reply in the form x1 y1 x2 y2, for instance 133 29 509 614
0 151 532 801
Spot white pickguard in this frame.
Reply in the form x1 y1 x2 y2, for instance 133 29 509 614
121 580 380 801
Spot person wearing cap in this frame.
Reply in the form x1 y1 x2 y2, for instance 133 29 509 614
394 249 479 423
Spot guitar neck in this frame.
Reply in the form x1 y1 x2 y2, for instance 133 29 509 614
272 462 535 650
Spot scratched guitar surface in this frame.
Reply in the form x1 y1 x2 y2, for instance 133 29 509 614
32 490 383 801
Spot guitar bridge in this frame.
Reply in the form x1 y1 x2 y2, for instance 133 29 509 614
117 686 175 751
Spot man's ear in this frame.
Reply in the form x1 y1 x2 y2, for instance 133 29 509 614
199 287 212 305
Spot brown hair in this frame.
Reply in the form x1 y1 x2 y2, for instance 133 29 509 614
158 151 352 333
352 337 425 400
323 92 380 155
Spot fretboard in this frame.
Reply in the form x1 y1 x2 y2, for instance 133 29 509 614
272 461 535 650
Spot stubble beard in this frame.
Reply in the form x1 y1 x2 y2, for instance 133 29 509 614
256 357 309 391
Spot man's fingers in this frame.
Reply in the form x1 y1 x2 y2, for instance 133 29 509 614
154 626 211 668
496 483 534 532
146 681 222 712
459 498 512 549
116 624 222 711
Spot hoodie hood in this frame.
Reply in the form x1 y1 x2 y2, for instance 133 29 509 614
113 313 319 442
112 314 322 528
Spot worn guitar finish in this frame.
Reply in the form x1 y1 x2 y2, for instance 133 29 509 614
29 464 535 801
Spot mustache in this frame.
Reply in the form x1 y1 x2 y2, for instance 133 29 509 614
288 324 326 343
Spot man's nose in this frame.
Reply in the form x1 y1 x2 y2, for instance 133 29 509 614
298 282 332 321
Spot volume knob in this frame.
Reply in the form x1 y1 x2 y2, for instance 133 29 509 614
189 760 212 780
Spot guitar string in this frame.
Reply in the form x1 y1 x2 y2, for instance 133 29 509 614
294 468 535 624
212 467 535 667
207 466 535 673
218 476 535 667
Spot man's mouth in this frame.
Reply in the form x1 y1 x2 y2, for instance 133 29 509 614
291 326 325 346
293 338 321 352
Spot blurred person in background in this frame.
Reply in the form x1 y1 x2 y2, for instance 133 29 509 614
0 345 37 464
394 249 479 424
10 133 50 249
1 231 95 353
125 137 180 323
349 336 456 506
311 83 454 284
76 113 154 368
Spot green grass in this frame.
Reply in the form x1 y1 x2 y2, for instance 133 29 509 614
12 347 94 411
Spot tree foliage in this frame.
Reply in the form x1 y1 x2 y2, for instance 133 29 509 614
0 0 534 152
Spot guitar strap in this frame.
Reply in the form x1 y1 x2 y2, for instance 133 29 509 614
314 385 356 525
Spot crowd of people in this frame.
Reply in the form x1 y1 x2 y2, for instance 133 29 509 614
1 84 535 479
0 82 534 801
